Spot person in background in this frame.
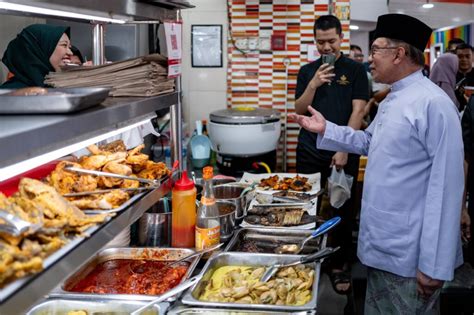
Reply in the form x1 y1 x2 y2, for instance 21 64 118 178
1 24 72 89
290 13 463 313
456 43 474 111
70 45 85 65
448 38 465 53
295 15 369 295
349 44 364 64
430 53 460 110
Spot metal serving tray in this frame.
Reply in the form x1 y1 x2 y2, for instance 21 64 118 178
225 227 327 255
0 87 110 114
27 298 169 315
180 252 322 312
50 247 199 302
168 306 315 315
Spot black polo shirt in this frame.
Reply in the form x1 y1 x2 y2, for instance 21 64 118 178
295 54 369 164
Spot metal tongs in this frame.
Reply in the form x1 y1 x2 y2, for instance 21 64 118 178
63 167 162 197
0 209 40 236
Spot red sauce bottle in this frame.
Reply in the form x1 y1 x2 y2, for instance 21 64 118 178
171 171 197 248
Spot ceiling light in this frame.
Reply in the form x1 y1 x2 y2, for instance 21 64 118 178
0 2 126 24
349 25 359 30
422 1 434 9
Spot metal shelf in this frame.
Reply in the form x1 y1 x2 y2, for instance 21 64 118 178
0 92 178 169
0 181 173 314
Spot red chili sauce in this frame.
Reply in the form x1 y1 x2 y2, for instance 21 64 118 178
69 259 188 295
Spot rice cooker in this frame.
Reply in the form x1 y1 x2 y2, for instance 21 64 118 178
208 107 281 176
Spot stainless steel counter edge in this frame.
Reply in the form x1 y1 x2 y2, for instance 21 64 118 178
0 92 178 169
0 181 172 314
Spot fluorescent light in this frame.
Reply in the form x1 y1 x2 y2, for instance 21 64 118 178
349 25 359 30
0 2 126 24
422 3 434 9
0 116 155 181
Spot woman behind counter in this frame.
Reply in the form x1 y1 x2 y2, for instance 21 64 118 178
1 24 72 89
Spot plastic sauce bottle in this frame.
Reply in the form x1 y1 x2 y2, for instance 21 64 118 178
196 166 221 250
171 171 196 248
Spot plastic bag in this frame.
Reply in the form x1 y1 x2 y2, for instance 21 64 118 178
328 166 354 209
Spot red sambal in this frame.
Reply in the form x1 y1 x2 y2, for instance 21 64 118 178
68 259 188 295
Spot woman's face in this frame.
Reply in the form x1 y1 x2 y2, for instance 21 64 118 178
49 33 73 71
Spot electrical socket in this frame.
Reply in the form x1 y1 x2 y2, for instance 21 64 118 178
248 37 258 50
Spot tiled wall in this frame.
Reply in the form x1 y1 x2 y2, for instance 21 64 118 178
227 0 350 170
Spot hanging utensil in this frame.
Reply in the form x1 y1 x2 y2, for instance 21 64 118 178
126 275 201 315
275 216 341 254
260 246 339 283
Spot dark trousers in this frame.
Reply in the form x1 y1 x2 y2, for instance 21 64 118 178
297 154 359 270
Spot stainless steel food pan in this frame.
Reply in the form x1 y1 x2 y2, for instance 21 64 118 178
49 247 199 302
168 306 315 315
0 87 110 114
26 298 168 315
225 227 327 254
180 252 321 311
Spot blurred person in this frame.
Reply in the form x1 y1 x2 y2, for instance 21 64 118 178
1 24 72 89
294 14 369 295
70 45 84 65
430 53 460 109
448 38 465 53
455 43 474 110
462 97 474 265
290 14 463 313
349 44 364 63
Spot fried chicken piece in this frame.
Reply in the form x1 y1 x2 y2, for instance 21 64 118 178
69 190 130 210
48 161 81 194
73 175 98 192
79 151 127 170
126 144 149 173
138 161 169 180
99 161 133 188
99 140 126 153
121 175 140 189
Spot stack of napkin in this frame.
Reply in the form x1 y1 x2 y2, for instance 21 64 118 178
45 54 175 97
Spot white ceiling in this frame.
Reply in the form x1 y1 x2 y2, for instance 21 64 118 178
351 0 474 30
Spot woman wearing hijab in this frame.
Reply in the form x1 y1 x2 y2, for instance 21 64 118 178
1 24 72 89
430 53 461 110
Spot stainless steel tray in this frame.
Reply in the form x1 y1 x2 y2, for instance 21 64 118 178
50 247 200 302
0 87 110 114
26 298 169 315
83 192 146 214
181 252 321 311
168 306 315 315
225 227 327 255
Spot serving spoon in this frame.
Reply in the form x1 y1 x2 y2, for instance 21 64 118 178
274 216 341 254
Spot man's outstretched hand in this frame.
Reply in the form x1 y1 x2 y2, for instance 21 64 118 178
288 106 327 134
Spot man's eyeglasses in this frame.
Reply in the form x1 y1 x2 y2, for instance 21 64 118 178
369 46 399 57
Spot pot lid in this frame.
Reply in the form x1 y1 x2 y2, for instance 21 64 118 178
210 107 281 124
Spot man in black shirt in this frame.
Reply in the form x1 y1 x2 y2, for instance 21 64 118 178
295 15 368 295
456 43 474 111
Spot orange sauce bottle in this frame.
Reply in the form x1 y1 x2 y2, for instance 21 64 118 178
171 171 196 248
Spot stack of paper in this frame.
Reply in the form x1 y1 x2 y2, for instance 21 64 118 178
45 54 175 97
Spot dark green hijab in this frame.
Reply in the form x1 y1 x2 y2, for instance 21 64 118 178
1 24 71 89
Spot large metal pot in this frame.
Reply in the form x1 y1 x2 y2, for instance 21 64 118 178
213 184 249 221
216 201 236 241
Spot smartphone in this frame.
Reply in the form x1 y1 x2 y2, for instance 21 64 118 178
321 54 336 85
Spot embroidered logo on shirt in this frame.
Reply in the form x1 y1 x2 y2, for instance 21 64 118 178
337 75 350 85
